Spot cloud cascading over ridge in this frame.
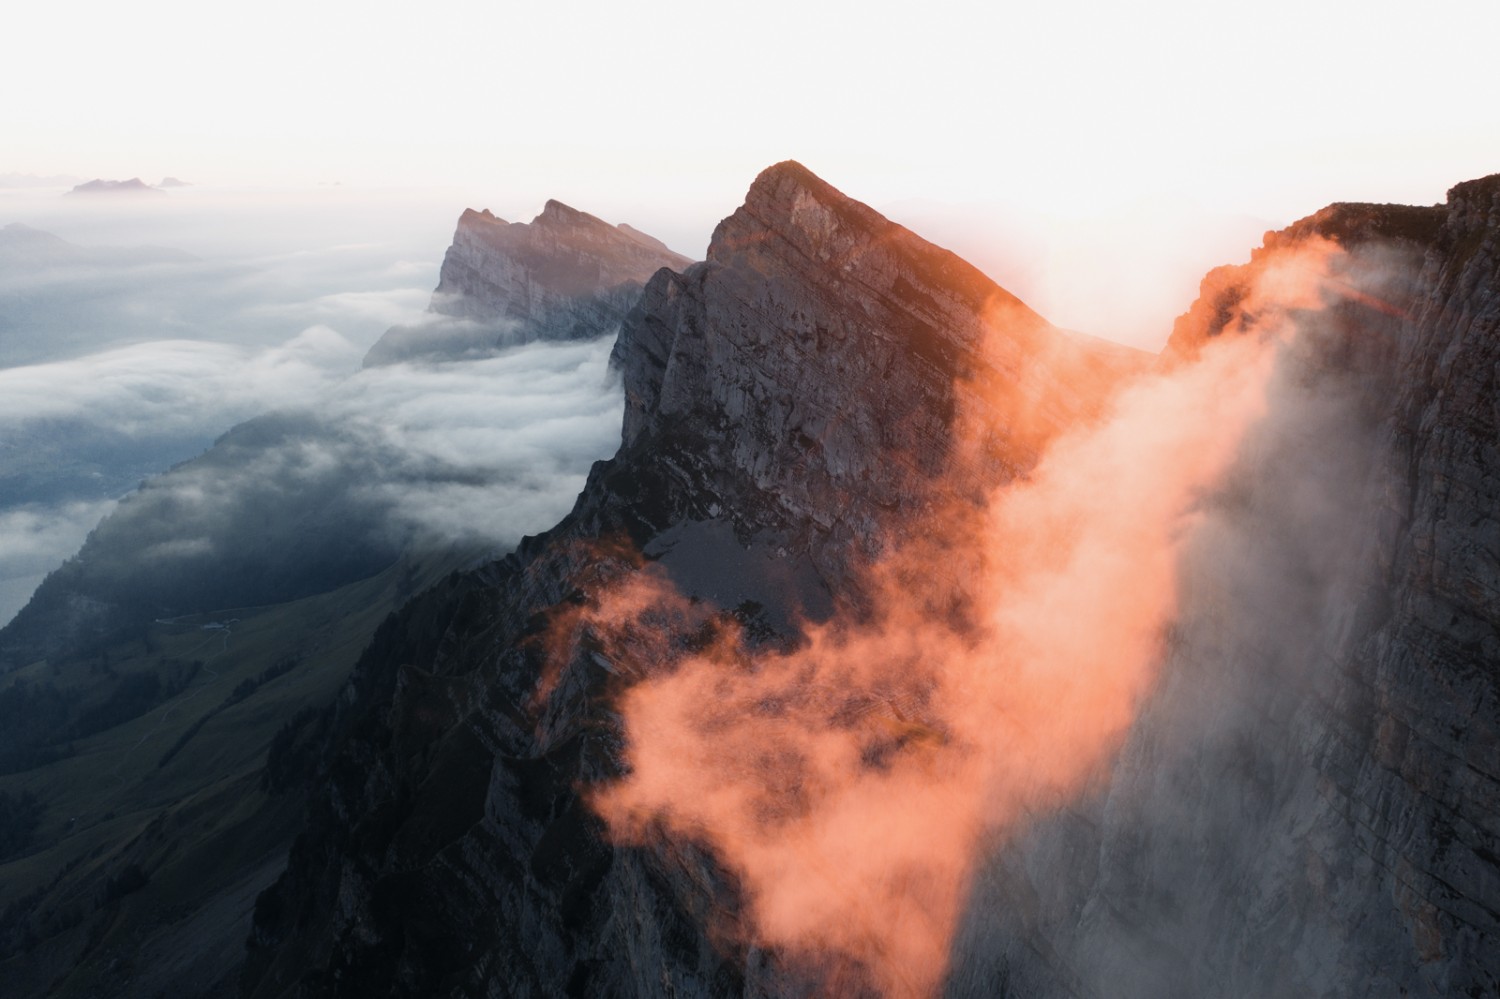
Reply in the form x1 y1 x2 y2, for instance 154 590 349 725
555 239 1360 997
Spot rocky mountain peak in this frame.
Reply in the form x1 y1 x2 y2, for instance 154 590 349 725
611 162 1145 577
363 199 693 365
536 197 591 226
713 161 1047 342
458 206 507 227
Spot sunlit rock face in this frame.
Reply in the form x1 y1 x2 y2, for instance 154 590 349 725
364 201 692 365
244 163 1500 999
613 160 1143 585
949 183 1500 998
242 162 1144 998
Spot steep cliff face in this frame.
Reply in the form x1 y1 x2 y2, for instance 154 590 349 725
614 161 1142 583
948 184 1500 998
244 164 1500 999
1161 199 1444 364
364 202 692 366
242 162 1145 998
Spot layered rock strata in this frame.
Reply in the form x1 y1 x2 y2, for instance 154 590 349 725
948 186 1500 998
246 165 1500 999
364 201 692 366
242 161 1144 997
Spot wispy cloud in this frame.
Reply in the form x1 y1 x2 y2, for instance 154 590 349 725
0 499 118 631
1 335 624 626
0 327 359 435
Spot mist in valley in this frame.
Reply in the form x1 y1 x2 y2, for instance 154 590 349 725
0 184 628 628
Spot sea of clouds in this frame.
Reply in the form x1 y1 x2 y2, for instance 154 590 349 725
0 185 625 626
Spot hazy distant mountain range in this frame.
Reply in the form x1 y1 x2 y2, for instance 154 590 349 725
1 162 1497 998
64 178 166 197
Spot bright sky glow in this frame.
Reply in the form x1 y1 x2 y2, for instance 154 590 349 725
5 0 1499 345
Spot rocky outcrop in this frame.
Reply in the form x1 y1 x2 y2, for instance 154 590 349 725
947 180 1500 998
241 161 1145 998
243 163 1500 999
1162 200 1445 364
363 202 692 366
614 161 1143 581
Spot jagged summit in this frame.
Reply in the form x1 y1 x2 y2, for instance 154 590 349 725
537 197 590 225
444 195 693 301
607 160 1148 584
719 160 1045 329
459 206 506 225
618 161 1140 478
734 159 845 214
362 198 692 365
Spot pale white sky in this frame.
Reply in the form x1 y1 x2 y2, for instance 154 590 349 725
5 0 1499 344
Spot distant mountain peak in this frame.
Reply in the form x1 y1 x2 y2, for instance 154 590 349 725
363 200 693 366
65 177 165 197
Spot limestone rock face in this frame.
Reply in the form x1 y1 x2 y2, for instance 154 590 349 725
242 162 1144 998
243 165 1500 999
363 202 692 366
949 179 1500 999
613 160 1143 581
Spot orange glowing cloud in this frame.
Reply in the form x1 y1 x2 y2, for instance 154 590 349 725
558 238 1345 996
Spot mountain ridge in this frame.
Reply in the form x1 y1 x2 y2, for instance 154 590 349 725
240 162 1159 999
363 200 692 366
3 161 1498 998
244 163 1500 998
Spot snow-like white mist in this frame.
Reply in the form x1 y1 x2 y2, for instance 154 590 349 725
0 187 624 627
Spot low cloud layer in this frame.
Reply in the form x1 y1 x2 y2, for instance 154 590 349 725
0 190 450 369
1 336 624 627
0 187 626 628
0 499 118 632
327 341 624 545
0 326 361 435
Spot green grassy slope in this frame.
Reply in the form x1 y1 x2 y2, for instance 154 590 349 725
0 549 468 998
